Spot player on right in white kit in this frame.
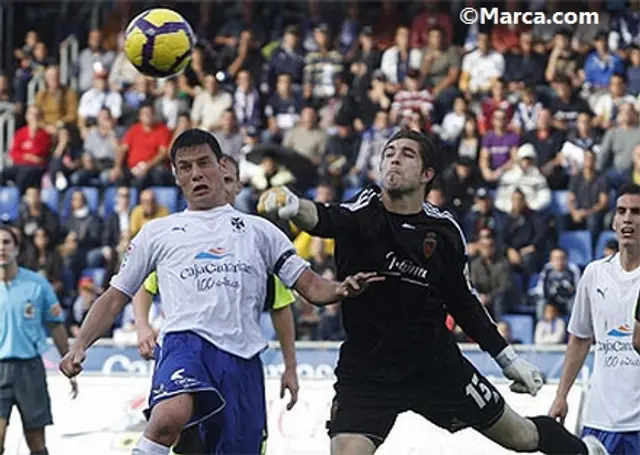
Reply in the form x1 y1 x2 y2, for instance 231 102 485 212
550 183 640 454
59 129 383 455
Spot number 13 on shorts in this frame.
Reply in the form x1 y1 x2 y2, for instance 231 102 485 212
465 373 500 409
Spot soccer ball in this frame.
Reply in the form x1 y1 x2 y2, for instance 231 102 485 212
124 8 195 78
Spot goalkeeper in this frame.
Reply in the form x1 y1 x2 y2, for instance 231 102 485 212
259 130 608 455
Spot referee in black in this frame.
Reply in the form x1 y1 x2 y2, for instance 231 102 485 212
259 130 608 455
0 226 77 455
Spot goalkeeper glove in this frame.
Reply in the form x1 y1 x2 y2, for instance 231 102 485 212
257 186 300 220
495 346 544 396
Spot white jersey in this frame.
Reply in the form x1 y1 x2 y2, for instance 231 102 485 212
110 204 309 359
568 253 640 432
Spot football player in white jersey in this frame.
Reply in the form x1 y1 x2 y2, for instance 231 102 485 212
59 129 383 455
550 183 640 454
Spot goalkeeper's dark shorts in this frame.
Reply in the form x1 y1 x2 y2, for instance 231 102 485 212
326 355 505 447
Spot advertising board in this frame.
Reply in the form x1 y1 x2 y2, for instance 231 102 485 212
3 375 583 455
39 342 594 381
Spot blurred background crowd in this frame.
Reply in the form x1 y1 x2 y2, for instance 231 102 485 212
0 0 638 345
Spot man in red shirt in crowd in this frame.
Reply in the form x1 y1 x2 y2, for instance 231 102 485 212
110 102 172 189
1 105 52 193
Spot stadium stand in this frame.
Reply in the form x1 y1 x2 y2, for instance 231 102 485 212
0 0 633 344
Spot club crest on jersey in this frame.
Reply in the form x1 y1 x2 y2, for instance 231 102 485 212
231 216 245 233
50 303 62 318
24 302 35 319
423 232 437 259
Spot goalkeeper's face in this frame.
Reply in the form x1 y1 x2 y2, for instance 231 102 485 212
380 137 433 198
174 144 227 210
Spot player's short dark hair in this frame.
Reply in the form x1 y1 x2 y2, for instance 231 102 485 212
222 154 240 180
170 129 223 164
617 183 640 200
0 225 19 247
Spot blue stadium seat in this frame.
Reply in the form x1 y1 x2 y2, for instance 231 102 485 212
595 230 616 259
528 274 539 293
150 187 179 213
559 231 593 267
342 187 361 202
60 187 99 218
102 187 138 216
550 191 570 216
82 267 106 288
609 189 617 211
502 314 534 344
0 187 19 222
40 188 59 213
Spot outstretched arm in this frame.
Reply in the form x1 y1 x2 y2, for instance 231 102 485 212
74 287 131 350
133 285 157 360
445 223 542 395
445 266 509 357
555 335 592 399
294 269 384 306
271 305 299 410
258 186 318 230
291 199 320 232
257 186 370 238
60 224 157 378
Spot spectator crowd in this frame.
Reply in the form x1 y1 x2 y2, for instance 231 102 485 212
2 0 640 344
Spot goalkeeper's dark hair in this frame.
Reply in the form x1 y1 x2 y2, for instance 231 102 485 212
384 129 441 194
170 128 223 164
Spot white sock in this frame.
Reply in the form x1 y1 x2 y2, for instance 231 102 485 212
131 436 171 455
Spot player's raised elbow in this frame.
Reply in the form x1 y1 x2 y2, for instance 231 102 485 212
292 269 337 306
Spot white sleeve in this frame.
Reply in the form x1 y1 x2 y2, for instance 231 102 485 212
108 93 123 119
258 220 310 288
409 48 423 69
109 223 157 298
78 93 91 119
494 54 505 76
380 49 395 83
567 266 595 339
461 53 473 73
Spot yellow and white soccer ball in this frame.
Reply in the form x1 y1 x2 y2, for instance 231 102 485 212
124 8 195 78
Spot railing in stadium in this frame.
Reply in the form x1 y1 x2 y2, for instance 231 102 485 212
0 108 15 171
59 34 79 91
26 73 45 107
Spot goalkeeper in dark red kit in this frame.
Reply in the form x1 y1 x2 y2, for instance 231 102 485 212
259 130 609 455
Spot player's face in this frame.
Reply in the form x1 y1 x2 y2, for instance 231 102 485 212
380 138 432 197
221 159 242 204
174 145 226 210
0 231 18 267
613 194 640 247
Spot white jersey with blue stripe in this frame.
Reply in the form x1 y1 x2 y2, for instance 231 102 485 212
569 253 640 431
110 204 309 359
